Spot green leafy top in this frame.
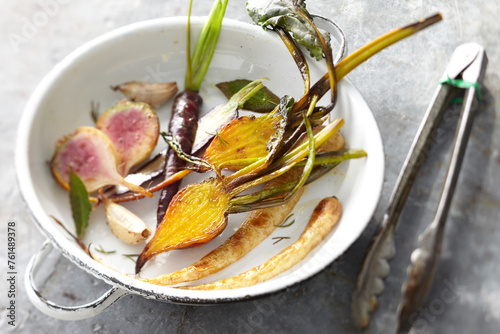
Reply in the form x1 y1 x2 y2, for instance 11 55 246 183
185 0 229 91
247 0 331 61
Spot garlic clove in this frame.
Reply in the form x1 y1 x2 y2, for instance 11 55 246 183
101 195 151 244
111 81 178 107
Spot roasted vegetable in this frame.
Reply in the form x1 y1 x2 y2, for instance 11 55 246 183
96 100 160 176
135 117 349 274
137 177 229 273
139 129 346 282
139 165 308 284
201 114 283 171
192 78 267 153
157 90 203 225
50 126 152 197
184 196 342 290
101 194 150 245
111 81 178 107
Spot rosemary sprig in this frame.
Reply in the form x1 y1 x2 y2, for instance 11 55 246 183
95 245 116 254
207 130 229 148
272 236 291 245
123 253 140 262
275 214 295 228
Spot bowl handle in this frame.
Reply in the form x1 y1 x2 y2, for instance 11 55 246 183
25 240 128 320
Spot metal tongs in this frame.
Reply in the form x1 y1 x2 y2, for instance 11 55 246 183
351 42 488 332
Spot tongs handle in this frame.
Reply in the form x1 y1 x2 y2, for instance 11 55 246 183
351 82 458 329
396 84 477 332
397 44 488 332
351 42 486 329
384 85 458 228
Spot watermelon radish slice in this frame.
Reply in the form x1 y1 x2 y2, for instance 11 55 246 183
50 126 152 197
96 100 160 176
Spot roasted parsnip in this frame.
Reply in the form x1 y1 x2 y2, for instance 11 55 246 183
183 196 342 290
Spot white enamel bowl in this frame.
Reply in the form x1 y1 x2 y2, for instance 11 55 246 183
16 17 384 320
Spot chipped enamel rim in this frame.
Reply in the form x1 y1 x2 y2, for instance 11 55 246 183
16 17 384 319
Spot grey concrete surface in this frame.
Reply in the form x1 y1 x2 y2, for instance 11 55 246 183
1 0 499 333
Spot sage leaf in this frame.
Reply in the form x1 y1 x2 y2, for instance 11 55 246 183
247 0 331 61
69 168 92 239
216 79 280 113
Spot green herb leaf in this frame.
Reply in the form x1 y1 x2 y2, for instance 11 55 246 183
69 168 92 239
95 245 116 254
216 79 280 113
247 0 331 61
123 253 140 262
272 236 291 244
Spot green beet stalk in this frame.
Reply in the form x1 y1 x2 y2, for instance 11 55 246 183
293 13 443 113
185 0 229 91
228 149 367 212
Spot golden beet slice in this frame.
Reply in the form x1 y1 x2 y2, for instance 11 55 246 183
136 177 229 273
202 115 282 170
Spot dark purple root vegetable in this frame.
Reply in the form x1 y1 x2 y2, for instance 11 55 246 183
157 90 203 226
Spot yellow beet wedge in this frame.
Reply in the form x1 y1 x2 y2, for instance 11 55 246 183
202 115 282 171
136 177 230 273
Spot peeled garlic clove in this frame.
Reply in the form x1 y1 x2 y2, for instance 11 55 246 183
101 195 151 244
111 81 178 107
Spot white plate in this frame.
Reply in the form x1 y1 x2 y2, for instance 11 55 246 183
17 17 384 311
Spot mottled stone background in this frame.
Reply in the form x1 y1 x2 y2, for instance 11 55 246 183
1 0 499 333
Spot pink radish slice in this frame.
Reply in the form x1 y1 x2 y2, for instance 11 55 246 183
96 100 160 176
50 126 152 197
